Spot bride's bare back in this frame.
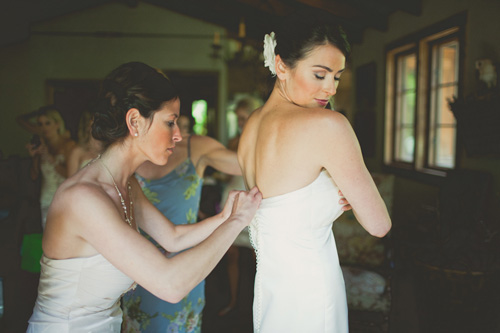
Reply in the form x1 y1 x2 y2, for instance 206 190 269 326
239 101 330 198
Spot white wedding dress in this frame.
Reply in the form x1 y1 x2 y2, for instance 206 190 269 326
250 169 348 333
27 254 136 332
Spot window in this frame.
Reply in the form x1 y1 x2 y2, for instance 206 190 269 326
385 24 462 176
394 51 417 164
192 99 208 135
428 38 459 168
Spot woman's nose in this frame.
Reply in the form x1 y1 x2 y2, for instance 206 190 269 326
173 125 182 142
324 80 337 96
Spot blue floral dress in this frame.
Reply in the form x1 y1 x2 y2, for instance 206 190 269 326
121 137 204 333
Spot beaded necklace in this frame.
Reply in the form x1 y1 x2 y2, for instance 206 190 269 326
100 159 134 227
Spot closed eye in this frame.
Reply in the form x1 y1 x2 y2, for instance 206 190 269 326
314 74 325 80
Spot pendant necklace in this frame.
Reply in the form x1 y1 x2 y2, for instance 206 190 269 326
100 159 134 227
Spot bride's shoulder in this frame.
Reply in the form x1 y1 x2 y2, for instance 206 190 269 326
288 107 349 129
311 109 351 129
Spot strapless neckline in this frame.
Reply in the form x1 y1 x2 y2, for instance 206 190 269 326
261 169 333 201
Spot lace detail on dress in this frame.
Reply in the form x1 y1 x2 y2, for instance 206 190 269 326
249 217 262 332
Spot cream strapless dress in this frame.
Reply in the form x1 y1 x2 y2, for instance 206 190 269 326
27 254 136 332
250 169 348 332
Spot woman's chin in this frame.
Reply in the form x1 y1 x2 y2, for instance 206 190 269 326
151 156 169 166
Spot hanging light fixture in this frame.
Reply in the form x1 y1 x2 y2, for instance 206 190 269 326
210 31 222 59
210 16 260 64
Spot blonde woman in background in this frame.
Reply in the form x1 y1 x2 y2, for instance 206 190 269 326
18 105 76 229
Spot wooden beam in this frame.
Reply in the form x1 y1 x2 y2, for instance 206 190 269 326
145 0 278 41
385 0 422 16
343 0 422 17
260 0 364 43
146 0 369 43
296 0 388 31
28 0 111 24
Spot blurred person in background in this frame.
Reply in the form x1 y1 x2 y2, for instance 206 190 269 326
18 105 76 229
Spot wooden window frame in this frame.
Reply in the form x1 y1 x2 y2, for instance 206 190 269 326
383 13 466 182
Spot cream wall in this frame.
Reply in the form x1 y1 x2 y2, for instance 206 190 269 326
0 2 228 157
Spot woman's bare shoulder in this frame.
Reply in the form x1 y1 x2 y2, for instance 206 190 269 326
308 109 352 134
55 178 107 209
68 144 85 158
45 180 108 240
274 107 348 133
63 138 77 155
305 107 348 121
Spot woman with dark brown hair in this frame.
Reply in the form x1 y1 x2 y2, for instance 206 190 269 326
27 62 261 332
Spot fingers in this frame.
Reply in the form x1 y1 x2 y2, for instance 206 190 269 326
26 144 39 157
234 187 262 210
231 187 262 208
341 204 352 211
338 190 352 211
250 186 262 199
248 186 260 196
227 190 239 202
231 192 240 214
247 187 263 204
226 187 262 227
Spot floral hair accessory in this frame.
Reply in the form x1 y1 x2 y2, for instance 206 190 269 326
263 32 277 76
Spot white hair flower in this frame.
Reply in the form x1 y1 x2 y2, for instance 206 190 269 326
263 32 277 76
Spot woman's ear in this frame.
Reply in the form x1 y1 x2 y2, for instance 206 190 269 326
275 55 288 80
125 108 142 137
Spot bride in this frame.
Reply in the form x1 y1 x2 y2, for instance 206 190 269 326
238 14 392 332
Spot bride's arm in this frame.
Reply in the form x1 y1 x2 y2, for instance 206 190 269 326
319 112 391 237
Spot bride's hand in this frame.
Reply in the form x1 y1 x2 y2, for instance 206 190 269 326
229 187 262 226
338 190 352 211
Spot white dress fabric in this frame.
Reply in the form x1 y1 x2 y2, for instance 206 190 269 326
27 254 136 332
40 154 66 229
250 169 348 333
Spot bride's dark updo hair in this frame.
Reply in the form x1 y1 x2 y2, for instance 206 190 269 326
275 12 351 70
92 61 178 148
